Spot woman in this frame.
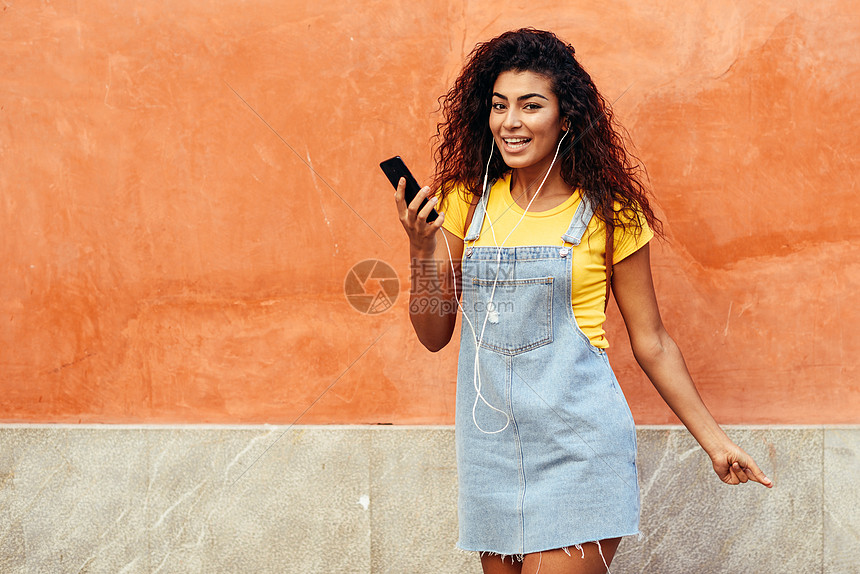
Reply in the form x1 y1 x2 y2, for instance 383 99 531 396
394 29 772 574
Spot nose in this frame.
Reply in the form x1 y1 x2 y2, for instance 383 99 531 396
502 108 522 130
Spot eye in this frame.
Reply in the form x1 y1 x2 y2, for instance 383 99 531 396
524 102 543 110
491 102 506 111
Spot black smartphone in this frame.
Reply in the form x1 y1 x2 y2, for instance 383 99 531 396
379 156 439 223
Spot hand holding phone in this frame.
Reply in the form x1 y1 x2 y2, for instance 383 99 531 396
380 156 439 223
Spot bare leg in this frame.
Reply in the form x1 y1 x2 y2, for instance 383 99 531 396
481 553 524 574
519 538 621 574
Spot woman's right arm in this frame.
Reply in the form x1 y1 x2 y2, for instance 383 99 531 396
394 178 463 351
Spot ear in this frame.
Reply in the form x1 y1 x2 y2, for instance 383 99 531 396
561 118 570 131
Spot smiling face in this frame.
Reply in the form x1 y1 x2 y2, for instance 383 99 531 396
489 70 566 173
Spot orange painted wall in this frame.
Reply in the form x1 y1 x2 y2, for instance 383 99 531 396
1 1 857 424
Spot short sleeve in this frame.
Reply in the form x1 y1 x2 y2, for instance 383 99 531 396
438 187 470 240
613 207 654 264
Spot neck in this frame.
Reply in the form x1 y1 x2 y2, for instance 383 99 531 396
510 159 567 204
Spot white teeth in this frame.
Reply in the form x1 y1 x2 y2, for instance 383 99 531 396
504 138 530 148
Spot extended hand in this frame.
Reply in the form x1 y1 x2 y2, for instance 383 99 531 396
711 444 773 488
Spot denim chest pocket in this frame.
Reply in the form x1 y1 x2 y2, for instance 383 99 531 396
469 276 554 355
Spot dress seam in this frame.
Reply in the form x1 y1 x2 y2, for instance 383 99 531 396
507 354 526 555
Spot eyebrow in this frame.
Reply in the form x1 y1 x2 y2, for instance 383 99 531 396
492 92 549 102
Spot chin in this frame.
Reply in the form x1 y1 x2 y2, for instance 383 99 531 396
501 156 537 170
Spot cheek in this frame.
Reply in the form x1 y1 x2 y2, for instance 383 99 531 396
539 125 564 144
538 115 563 133
488 115 502 133
488 120 506 144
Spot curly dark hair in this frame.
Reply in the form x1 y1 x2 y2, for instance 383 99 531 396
433 28 661 238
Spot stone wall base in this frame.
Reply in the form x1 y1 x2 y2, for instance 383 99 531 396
0 426 857 573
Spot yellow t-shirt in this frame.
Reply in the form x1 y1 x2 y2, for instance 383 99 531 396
439 173 653 348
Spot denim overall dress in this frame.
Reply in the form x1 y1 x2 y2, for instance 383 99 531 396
455 193 640 556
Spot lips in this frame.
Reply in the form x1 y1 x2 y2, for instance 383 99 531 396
502 137 531 150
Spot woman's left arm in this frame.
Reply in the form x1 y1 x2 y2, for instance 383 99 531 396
612 243 773 488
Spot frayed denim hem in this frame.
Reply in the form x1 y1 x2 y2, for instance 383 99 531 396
457 540 616 573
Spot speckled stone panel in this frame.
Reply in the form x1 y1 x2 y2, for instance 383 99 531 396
0 427 372 574
0 426 855 573
824 429 860 573
0 428 149 573
613 428 822 573
369 428 480 574
142 427 372 573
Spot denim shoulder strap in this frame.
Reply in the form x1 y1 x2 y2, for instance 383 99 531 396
560 195 594 245
463 182 492 242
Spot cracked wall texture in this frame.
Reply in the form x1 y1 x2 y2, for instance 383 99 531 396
1 1 857 424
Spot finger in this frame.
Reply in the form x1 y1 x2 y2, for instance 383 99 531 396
430 211 446 230
407 186 433 213
731 462 749 483
394 177 407 208
722 465 739 485
740 458 774 488
417 195 439 224
402 183 428 227
421 212 447 243
712 459 731 484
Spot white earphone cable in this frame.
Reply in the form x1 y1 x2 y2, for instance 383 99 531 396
440 131 569 434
